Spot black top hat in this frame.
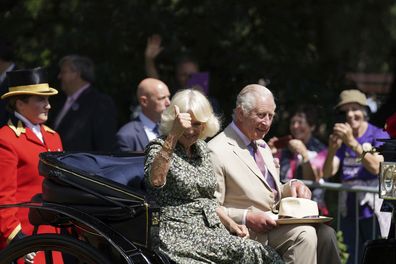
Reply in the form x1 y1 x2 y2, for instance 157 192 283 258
1 67 58 100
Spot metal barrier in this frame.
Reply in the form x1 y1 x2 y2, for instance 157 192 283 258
301 180 379 264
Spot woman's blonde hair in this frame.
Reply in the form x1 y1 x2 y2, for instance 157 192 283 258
160 89 220 139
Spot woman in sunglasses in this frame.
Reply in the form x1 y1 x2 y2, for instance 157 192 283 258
323 89 389 264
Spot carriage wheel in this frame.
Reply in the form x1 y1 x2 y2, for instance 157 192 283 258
0 234 111 264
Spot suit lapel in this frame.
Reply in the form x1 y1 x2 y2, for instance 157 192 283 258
8 119 43 146
24 127 44 146
224 125 282 194
59 87 91 127
134 119 149 148
223 126 266 183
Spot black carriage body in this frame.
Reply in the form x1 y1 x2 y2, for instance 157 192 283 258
30 151 162 262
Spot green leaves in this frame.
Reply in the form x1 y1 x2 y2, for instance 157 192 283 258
1 0 394 129
337 230 350 264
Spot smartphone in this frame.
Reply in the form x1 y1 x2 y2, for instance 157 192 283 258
273 135 293 149
334 111 347 124
186 72 209 95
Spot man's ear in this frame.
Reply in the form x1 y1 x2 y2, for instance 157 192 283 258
139 96 148 107
73 70 81 81
235 106 244 122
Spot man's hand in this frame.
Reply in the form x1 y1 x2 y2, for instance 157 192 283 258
145 34 163 60
246 211 277 233
289 180 311 199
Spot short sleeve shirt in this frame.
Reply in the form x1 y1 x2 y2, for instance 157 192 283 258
336 123 389 182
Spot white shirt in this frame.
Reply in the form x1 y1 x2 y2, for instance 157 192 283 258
54 84 90 128
14 111 44 143
139 112 159 141
230 121 251 148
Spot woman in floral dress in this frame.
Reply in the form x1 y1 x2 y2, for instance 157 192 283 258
144 89 283 264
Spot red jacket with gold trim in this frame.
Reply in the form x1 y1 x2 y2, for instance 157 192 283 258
0 119 63 249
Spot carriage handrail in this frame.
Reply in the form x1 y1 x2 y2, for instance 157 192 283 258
301 179 378 193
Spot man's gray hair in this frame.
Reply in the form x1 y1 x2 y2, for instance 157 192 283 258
234 84 275 117
59 55 95 83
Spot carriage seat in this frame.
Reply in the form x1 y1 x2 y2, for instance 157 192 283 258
30 152 160 250
39 152 148 205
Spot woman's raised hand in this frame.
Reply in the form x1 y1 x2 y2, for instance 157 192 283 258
333 122 354 145
170 105 192 138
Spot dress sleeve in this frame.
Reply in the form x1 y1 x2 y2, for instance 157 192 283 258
143 139 164 189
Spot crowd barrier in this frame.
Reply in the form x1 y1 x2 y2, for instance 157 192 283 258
302 180 379 264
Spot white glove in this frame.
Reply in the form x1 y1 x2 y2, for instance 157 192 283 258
24 252 36 264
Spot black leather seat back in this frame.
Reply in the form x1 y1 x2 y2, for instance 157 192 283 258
32 151 160 249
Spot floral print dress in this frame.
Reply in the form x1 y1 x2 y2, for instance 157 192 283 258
144 138 283 264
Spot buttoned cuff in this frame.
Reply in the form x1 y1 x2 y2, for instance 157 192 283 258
242 210 248 225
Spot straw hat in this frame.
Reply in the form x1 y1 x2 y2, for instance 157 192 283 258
1 67 58 100
276 197 332 224
335 89 368 109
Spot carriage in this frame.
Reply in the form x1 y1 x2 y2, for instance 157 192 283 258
0 151 171 264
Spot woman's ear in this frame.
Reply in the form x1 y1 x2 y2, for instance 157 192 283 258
15 99 25 112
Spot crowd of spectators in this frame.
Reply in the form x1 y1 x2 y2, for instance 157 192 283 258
0 33 395 264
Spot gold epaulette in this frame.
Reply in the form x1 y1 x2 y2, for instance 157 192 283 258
43 125 56 134
7 120 26 137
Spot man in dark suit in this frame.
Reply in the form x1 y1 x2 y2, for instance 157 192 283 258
52 55 117 151
0 36 17 126
116 78 170 152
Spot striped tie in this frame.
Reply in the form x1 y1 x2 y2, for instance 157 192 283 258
250 141 278 199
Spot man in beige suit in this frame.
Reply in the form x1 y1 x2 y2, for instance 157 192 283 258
208 84 340 264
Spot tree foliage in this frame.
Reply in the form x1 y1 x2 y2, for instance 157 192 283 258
1 0 395 134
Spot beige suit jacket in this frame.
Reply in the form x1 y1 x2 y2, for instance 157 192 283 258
208 124 293 224
209 124 341 264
